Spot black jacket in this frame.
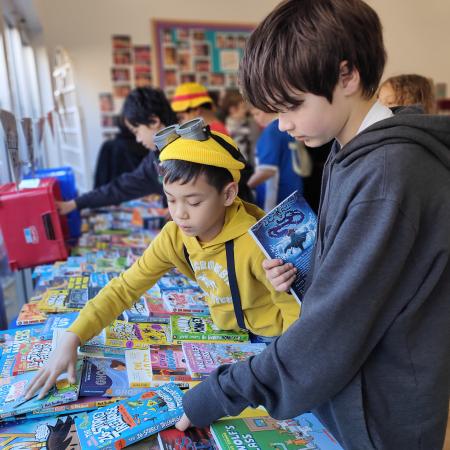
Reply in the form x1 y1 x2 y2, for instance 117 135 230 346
182 108 450 450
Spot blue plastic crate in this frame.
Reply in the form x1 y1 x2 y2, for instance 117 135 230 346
24 167 81 238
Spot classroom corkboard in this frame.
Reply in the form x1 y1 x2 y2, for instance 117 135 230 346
152 19 255 98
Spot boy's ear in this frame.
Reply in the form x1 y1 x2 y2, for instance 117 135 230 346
338 61 361 96
223 181 238 206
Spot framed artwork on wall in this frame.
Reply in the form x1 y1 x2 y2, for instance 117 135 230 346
153 19 255 99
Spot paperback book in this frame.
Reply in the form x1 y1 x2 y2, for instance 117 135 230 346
38 289 77 313
170 315 249 344
248 190 317 303
66 287 90 308
80 356 147 397
85 320 171 349
15 303 47 326
75 383 184 449
210 412 344 449
158 426 218 450
182 342 266 379
0 360 83 419
121 296 152 322
39 312 79 340
162 290 209 315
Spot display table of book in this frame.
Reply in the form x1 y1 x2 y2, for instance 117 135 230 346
0 198 342 449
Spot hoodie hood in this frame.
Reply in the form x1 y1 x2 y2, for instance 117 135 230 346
337 107 450 170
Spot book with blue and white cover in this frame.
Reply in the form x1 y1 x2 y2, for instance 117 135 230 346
249 190 317 303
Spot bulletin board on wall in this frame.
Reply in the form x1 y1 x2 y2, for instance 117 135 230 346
152 19 255 99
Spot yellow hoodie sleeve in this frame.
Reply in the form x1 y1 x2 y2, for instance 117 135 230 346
251 251 301 333
68 223 183 343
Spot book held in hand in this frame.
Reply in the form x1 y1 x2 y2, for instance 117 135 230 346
248 190 317 303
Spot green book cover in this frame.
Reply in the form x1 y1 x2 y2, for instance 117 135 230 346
170 315 249 343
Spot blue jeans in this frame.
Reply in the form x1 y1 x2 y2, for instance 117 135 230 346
249 333 278 345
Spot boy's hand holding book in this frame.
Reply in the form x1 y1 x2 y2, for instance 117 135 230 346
262 258 297 292
24 330 80 400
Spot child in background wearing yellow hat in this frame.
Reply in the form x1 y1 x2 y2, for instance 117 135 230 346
25 120 301 400
171 82 229 135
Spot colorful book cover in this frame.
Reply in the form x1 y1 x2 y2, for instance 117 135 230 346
248 190 317 303
0 360 83 419
125 348 153 387
157 274 195 292
158 426 218 450
170 315 249 344
12 339 53 375
15 303 47 326
0 413 83 449
86 320 171 349
38 289 77 313
182 342 266 379
75 383 184 449
210 413 344 449
67 274 89 290
80 357 147 397
121 296 152 322
162 291 209 315
78 345 126 360
66 287 90 308
145 293 171 321
88 271 119 297
39 312 79 340
150 345 189 379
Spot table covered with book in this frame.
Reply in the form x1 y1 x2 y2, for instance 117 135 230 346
0 198 343 449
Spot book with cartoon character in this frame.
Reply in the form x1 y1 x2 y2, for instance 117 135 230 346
84 320 171 349
75 383 184 449
15 303 48 326
162 290 209 315
170 315 249 344
0 413 84 449
182 342 266 379
248 190 317 303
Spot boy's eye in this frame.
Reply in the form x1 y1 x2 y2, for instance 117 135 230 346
188 202 201 207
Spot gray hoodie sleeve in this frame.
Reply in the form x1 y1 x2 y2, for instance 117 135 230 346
75 152 163 210
182 197 418 425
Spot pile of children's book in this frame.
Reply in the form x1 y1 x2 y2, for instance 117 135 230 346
0 195 343 449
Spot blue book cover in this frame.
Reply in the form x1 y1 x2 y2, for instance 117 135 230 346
0 360 83 419
39 312 79 340
80 357 147 397
249 190 317 303
75 383 184 449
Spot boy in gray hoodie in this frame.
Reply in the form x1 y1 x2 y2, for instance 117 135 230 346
177 1 450 449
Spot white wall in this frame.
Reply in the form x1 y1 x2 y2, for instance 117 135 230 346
30 0 450 190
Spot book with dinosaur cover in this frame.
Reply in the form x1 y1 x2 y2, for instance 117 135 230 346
182 342 266 379
248 190 317 303
210 412 344 449
75 383 184 449
170 315 249 344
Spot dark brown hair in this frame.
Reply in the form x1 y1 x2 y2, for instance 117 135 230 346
239 0 386 112
379 74 436 114
221 89 245 116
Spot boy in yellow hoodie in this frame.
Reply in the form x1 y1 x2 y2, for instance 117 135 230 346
25 118 300 399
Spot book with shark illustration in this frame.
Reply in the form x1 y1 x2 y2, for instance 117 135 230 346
248 190 317 303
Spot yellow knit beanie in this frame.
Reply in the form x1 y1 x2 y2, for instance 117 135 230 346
171 82 213 112
159 130 245 182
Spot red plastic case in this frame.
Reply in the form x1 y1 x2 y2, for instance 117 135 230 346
0 178 69 270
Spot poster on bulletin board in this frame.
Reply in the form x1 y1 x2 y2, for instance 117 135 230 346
152 19 255 98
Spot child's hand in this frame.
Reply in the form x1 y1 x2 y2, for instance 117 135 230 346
56 200 77 215
175 413 192 431
24 331 80 400
262 258 297 292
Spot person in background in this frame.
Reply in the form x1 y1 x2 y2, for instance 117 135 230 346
173 1 450 448
93 119 148 188
378 74 436 113
57 87 177 215
247 108 302 211
170 82 228 135
221 89 260 167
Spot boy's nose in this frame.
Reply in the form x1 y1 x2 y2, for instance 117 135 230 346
278 114 294 133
